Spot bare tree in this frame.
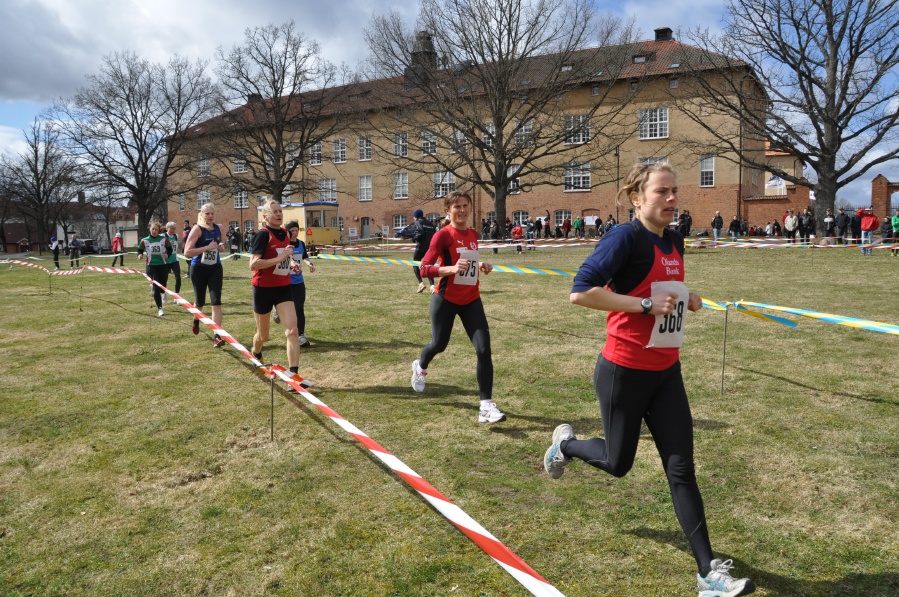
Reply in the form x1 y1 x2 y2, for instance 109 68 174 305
364 0 638 235
676 0 899 231
48 52 219 236
202 20 349 206
1 120 81 253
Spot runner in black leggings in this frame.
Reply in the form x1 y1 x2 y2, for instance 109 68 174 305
411 190 505 424
543 163 754 597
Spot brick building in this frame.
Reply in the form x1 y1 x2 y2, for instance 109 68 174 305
167 28 811 239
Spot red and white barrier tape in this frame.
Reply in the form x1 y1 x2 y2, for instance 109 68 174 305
5 260 564 596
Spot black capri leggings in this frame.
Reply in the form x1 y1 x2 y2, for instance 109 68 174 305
190 263 223 308
291 282 307 335
167 260 181 293
419 295 493 401
146 264 169 308
560 355 714 574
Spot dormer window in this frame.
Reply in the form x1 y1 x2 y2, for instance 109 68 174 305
669 62 681 69
561 64 573 72
633 55 648 64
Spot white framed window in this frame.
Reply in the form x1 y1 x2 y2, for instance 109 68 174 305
638 107 669 139
669 77 679 89
564 114 591 144
265 151 273 171
630 80 638 92
451 127 467 153
426 212 442 223
196 158 209 177
394 132 408 157
638 156 669 165
333 138 347 163
310 142 322 166
700 155 715 187
393 173 409 199
358 136 372 161
508 164 521 194
482 122 495 148
196 189 210 210
486 211 496 223
433 171 456 197
233 155 247 173
563 163 591 191
244 220 254 231
286 143 299 168
393 214 408 229
234 189 248 209
319 178 336 201
421 129 437 155
591 85 600 96
178 194 185 211
515 119 533 147
359 175 372 201
229 220 238 230
512 210 529 224
283 184 292 200
627 208 635 221
555 210 572 228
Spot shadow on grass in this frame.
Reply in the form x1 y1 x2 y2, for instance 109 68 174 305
734 366 898 406
628 527 899 596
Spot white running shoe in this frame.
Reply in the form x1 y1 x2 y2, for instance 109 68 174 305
544 424 576 479
429 285 436 294
697 559 755 597
272 310 280 324
411 359 427 392
157 308 164 317
299 335 311 348
417 282 426 293
478 402 506 423
162 294 167 304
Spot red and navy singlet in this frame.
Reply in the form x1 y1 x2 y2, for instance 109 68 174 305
572 220 686 370
420 226 481 305
250 226 292 288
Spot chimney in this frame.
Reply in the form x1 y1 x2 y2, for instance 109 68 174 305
78 191 86 204
247 93 263 104
655 27 673 42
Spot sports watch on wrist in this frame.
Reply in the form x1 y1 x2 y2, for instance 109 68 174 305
641 297 653 315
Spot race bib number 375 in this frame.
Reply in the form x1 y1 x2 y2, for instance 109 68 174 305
645 281 689 348
453 249 479 286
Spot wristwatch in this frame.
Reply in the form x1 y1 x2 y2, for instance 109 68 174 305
641 297 653 315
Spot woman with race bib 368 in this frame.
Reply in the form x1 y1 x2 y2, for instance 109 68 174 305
542 163 755 597
410 190 505 424
183 202 225 347
249 199 302 383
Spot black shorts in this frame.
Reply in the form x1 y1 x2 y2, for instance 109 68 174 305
190 262 223 307
252 284 293 315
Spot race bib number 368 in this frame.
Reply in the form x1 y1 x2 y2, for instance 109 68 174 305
645 281 689 348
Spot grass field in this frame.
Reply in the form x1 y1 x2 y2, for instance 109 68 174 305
1 245 898 596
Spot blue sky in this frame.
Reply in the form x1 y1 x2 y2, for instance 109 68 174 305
0 0 891 207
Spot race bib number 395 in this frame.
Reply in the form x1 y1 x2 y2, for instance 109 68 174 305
453 249 479 286
645 281 689 348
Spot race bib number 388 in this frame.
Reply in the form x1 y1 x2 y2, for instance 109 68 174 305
645 281 689 348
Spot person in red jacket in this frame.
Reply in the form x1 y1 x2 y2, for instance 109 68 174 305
111 232 124 267
856 207 879 255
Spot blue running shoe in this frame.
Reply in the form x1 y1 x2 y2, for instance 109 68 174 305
543 424 576 479
697 559 755 597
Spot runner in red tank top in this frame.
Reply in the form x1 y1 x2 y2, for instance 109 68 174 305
411 190 506 424
542 163 755 597
249 199 303 382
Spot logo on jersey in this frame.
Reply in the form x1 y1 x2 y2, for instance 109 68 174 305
660 256 681 277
